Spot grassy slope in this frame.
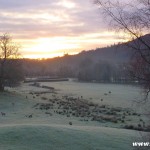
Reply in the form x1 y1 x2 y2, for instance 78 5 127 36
0 124 138 150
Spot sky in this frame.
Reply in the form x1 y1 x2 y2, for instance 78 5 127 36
0 0 128 58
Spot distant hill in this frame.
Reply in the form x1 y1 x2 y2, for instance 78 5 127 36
74 33 150 63
22 34 150 82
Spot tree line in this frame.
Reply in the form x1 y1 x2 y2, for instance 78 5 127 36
0 33 149 92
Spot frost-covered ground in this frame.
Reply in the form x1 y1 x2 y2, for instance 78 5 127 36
0 81 149 150
40 81 144 108
0 124 140 150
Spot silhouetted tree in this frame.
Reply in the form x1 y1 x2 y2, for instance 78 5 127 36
0 33 23 91
94 0 150 100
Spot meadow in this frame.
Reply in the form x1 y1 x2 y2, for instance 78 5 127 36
0 80 148 150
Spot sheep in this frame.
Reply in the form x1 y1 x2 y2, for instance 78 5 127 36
25 114 33 118
28 114 32 118
1 112 6 116
69 122 72 125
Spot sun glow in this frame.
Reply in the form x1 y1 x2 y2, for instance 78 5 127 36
18 30 131 59
22 37 80 59
20 31 130 59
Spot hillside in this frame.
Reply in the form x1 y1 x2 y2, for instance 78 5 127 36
74 34 150 63
21 34 150 82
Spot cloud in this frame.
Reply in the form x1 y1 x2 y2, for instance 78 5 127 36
0 0 123 58
55 0 77 9
0 0 105 36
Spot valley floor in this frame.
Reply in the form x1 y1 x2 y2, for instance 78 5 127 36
0 82 149 150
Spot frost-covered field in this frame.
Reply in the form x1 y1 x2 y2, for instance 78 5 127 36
0 81 149 150
40 81 143 107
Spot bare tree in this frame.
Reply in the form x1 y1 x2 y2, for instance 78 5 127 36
0 33 22 91
94 0 150 101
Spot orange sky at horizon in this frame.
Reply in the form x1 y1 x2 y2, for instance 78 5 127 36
18 32 128 59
